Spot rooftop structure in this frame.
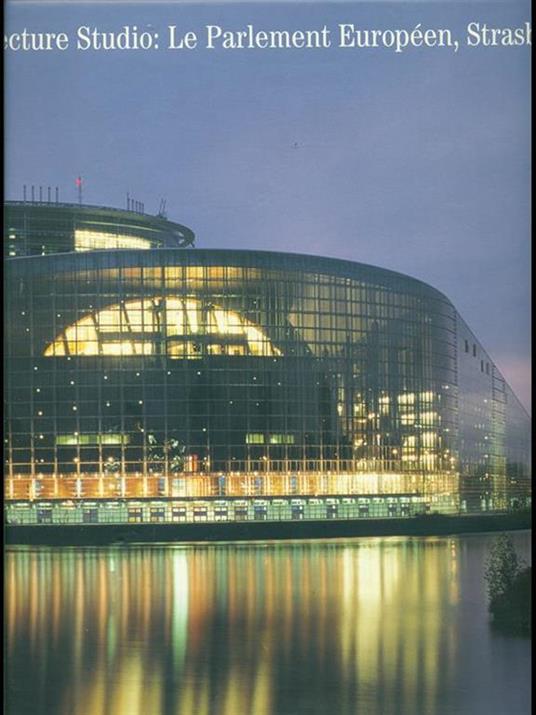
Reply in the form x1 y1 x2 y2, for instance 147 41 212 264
5 200 194 257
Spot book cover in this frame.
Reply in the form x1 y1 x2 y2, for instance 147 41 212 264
4 2 531 714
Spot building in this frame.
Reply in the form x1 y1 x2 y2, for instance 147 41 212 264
4 200 531 528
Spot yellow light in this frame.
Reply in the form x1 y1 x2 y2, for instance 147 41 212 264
44 296 281 359
185 299 199 333
74 229 151 252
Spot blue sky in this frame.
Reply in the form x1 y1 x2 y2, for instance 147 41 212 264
5 1 531 410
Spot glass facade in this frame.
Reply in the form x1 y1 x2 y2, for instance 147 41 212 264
4 202 531 525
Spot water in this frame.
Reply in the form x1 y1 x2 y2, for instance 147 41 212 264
5 532 531 715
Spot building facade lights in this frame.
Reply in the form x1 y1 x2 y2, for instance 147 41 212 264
3 200 531 526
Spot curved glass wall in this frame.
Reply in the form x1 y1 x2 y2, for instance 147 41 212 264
4 249 531 515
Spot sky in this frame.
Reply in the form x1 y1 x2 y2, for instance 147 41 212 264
5 0 531 411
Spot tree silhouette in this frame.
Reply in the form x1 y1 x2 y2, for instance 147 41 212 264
484 534 531 634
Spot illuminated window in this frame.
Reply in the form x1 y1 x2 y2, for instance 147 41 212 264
421 431 437 449
56 434 129 446
400 413 415 426
269 434 295 445
419 392 434 403
353 402 366 416
379 395 390 415
398 393 415 406
420 411 437 425
74 229 151 252
44 297 282 358
401 435 416 462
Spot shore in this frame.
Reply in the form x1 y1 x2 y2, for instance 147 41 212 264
5 510 531 545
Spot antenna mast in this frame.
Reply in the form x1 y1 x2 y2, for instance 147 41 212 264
75 176 83 205
158 198 167 218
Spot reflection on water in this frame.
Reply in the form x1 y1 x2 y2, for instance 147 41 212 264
6 533 531 715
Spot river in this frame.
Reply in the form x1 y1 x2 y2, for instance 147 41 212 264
5 531 531 715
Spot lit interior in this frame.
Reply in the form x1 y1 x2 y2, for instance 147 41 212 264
74 229 152 252
44 297 282 358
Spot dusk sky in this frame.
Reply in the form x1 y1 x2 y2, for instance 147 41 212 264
5 0 531 411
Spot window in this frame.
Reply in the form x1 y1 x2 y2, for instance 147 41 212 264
269 434 295 445
74 229 151 252
56 433 128 446
44 296 282 358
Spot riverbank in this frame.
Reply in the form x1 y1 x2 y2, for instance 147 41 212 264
5 509 531 545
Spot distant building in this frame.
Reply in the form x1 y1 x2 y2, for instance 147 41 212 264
4 200 531 527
